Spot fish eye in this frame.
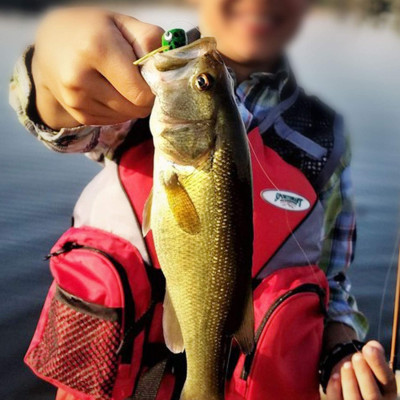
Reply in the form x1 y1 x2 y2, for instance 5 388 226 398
195 73 214 91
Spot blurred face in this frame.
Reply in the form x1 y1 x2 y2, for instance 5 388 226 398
196 0 309 67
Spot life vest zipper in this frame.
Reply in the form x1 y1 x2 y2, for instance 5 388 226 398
241 283 326 380
46 241 136 364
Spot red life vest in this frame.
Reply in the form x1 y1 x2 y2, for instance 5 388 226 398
119 126 329 400
25 113 338 399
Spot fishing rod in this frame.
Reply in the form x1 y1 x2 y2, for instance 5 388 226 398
389 246 400 372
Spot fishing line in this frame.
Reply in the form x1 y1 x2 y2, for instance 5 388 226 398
246 135 359 346
377 221 400 341
246 136 318 273
246 138 277 190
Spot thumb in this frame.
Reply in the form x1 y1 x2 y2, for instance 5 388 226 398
112 14 165 59
91 14 163 109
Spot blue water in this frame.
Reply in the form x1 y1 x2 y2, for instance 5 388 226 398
0 8 399 400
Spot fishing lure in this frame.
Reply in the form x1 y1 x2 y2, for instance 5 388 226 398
133 28 188 66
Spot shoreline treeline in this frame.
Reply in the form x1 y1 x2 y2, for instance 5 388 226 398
320 0 400 17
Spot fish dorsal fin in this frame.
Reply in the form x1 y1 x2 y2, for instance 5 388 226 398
162 172 201 235
142 188 153 237
233 289 255 355
163 287 185 354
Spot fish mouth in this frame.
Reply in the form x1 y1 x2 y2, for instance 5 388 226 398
142 37 219 76
155 37 218 71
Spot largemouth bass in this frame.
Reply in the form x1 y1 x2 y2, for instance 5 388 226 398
141 37 254 400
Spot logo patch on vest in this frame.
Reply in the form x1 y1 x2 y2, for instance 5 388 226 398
261 190 311 212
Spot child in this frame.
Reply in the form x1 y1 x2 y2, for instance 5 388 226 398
9 1 397 399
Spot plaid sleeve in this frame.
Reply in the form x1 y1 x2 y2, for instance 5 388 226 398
9 46 134 162
319 137 369 340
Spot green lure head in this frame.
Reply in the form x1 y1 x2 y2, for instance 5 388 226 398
133 28 189 66
162 29 188 51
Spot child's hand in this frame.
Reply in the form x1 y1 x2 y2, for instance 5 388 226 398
32 8 164 129
326 341 397 400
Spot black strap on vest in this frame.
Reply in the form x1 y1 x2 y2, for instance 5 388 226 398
131 359 168 400
130 344 186 400
257 87 328 160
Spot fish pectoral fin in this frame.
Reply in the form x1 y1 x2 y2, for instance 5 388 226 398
163 288 185 354
142 188 153 237
162 172 201 235
233 290 255 355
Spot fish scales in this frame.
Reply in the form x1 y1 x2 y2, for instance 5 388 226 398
141 37 254 400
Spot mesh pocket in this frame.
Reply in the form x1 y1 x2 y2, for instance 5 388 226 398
26 286 122 400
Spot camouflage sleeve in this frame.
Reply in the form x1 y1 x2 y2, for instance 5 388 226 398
319 136 369 340
9 46 134 162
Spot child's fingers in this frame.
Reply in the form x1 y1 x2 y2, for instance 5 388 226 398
65 102 130 126
88 73 152 119
57 70 149 121
59 89 133 126
92 25 154 109
112 14 164 58
351 352 382 400
326 373 343 400
56 85 134 126
362 341 397 394
341 361 362 400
